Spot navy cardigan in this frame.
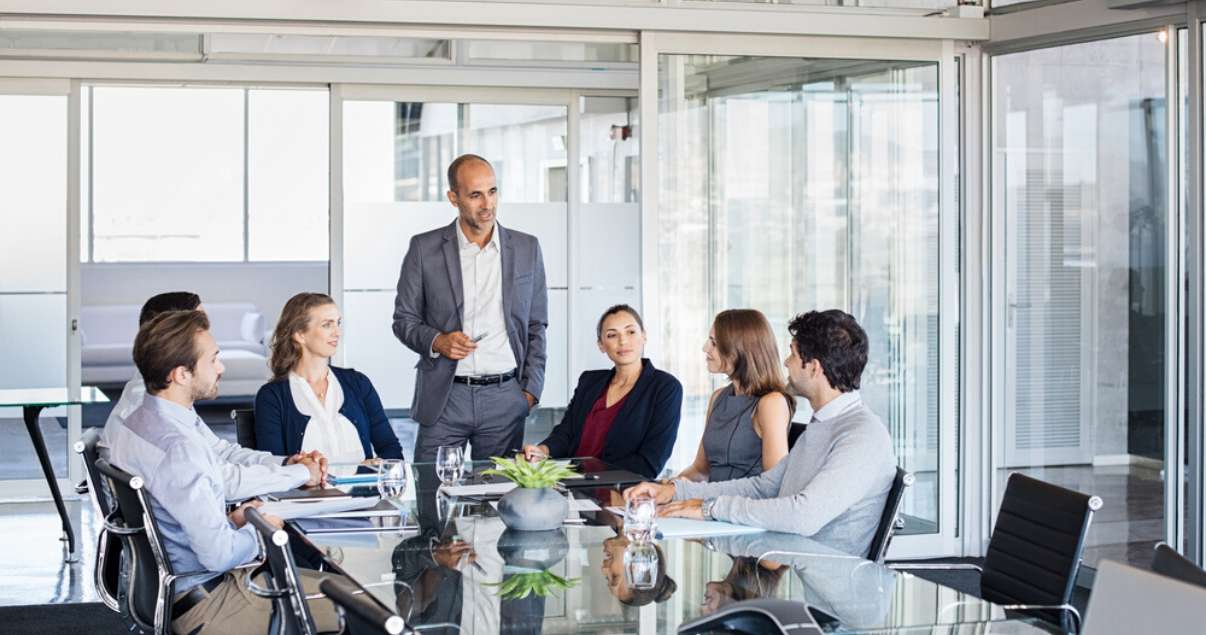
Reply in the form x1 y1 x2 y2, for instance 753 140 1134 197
254 365 404 461
539 359 682 479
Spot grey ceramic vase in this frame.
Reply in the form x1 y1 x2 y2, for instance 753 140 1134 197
495 528 570 569
496 486 568 531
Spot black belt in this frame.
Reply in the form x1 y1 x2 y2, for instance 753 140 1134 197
173 574 225 618
453 369 516 386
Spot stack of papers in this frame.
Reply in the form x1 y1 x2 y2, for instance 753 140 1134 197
257 497 381 520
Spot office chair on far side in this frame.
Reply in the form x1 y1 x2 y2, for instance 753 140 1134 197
231 408 258 450
1151 542 1206 589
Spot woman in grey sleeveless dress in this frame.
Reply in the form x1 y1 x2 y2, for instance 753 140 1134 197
675 309 796 482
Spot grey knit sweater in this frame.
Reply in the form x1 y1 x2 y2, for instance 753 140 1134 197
674 400 896 557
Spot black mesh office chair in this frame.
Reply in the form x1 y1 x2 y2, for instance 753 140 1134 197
1151 542 1206 589
232 408 258 450
95 458 210 635
866 467 913 564
245 507 319 635
787 423 808 450
892 472 1101 632
74 428 122 613
320 577 407 635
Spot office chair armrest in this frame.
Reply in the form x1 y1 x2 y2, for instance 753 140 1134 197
101 511 140 537
995 603 1081 632
889 562 984 573
75 479 90 495
246 578 287 600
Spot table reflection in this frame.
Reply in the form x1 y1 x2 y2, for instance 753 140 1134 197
292 462 1050 634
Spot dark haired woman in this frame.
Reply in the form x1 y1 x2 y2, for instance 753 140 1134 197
675 309 794 483
255 292 403 463
522 304 682 480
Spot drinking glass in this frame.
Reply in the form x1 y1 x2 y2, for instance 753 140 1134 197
624 495 658 541
624 540 658 590
436 445 465 486
377 459 407 500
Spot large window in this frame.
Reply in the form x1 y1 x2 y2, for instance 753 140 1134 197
82 85 329 263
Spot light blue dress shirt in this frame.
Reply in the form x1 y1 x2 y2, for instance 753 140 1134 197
106 395 261 591
100 372 309 501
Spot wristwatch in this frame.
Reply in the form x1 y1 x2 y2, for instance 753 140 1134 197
701 498 717 522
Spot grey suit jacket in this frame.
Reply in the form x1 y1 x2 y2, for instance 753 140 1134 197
392 220 548 427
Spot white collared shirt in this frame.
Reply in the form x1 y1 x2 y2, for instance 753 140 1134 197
291 369 366 464
453 223 514 376
810 390 863 423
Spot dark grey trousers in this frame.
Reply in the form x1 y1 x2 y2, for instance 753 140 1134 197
414 378 530 463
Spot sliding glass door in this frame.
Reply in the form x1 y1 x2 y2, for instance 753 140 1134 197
649 35 958 555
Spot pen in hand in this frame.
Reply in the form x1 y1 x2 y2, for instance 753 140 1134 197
471 332 489 343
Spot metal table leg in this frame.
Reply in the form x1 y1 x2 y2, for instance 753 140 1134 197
23 404 76 563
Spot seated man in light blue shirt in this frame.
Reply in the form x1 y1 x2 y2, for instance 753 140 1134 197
625 310 897 557
101 291 325 499
106 310 340 635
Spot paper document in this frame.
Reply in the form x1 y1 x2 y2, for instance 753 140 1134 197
327 464 380 486
257 497 381 520
443 482 517 498
316 499 408 519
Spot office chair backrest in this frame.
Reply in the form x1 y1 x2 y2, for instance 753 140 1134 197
980 472 1101 630
232 409 258 450
96 458 175 634
866 466 913 563
1081 559 1206 635
320 577 406 635
75 429 121 613
787 423 807 451
245 507 318 635
1151 542 1206 589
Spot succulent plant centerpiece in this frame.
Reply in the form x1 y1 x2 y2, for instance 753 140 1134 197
484 455 579 531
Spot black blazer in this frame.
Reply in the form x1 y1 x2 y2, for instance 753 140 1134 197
540 359 683 479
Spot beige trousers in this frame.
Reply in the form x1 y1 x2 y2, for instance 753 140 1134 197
171 567 342 635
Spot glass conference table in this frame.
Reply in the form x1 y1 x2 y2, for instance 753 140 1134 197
290 460 1065 635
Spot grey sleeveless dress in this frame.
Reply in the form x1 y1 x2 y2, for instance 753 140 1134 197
701 384 764 482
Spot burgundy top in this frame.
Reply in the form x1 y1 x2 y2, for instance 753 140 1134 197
573 387 631 459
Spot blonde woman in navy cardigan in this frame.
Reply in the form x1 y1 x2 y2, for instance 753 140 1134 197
523 305 682 479
255 293 403 463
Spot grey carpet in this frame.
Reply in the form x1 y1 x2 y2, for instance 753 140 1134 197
0 602 128 635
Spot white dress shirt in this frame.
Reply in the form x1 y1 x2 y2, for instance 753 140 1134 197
100 372 308 501
291 369 366 464
810 390 863 422
452 223 515 376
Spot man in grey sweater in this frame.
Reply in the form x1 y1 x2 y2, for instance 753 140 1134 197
625 309 896 557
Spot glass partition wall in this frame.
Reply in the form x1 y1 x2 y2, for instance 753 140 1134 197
655 51 950 547
992 32 1173 569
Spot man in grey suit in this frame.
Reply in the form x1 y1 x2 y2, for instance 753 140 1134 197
393 154 548 462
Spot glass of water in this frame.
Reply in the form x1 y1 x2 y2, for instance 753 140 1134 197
624 495 658 542
624 539 659 590
377 459 407 500
436 445 465 486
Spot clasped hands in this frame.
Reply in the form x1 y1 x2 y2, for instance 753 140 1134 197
623 481 706 521
286 450 328 487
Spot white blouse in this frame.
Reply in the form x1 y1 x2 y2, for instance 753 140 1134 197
290 368 366 464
